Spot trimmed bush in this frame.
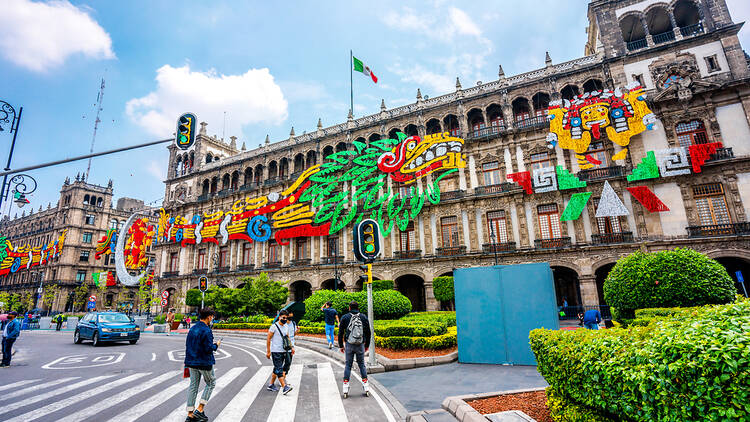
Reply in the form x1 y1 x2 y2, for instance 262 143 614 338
546 387 618 422
373 320 447 337
604 248 735 319
375 327 457 350
303 289 411 322
371 279 394 291
432 276 454 302
530 300 750 421
400 311 456 327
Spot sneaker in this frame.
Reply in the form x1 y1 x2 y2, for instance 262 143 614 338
282 385 293 395
267 384 279 392
342 381 350 395
184 416 197 422
192 410 208 421
362 379 369 393
328 343 332 349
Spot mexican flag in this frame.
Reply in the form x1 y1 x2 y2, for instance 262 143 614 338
353 56 378 83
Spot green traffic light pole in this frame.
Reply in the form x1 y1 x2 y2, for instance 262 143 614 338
365 261 376 367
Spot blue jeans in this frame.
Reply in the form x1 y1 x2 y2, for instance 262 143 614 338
584 322 599 330
343 342 367 381
325 324 335 344
186 367 216 411
2 337 16 366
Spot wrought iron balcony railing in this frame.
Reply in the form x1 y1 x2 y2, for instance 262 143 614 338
627 38 648 51
680 22 704 37
591 232 634 244
687 222 750 237
535 237 572 249
707 147 734 162
320 256 344 265
214 266 230 273
652 30 675 44
467 126 506 140
290 258 311 267
161 271 180 278
440 190 465 201
192 269 208 275
577 165 624 182
393 250 422 259
436 246 467 257
237 264 255 272
482 242 517 254
262 261 282 268
515 115 548 130
475 182 522 196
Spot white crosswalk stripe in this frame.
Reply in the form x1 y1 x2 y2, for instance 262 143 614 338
267 364 303 422
163 366 247 421
4 372 151 422
57 370 182 422
0 379 40 391
0 377 79 402
0 375 115 417
107 375 191 422
214 366 274 422
318 362 348 421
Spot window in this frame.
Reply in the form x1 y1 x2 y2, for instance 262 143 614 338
440 216 459 247
593 198 621 234
295 238 307 259
109 219 118 230
400 222 416 251
82 232 93 243
482 162 501 186
76 270 86 282
705 55 720 72
219 247 228 268
198 249 206 269
104 254 112 266
633 74 645 87
327 237 338 256
530 152 552 171
169 252 179 272
85 214 95 225
472 120 486 133
489 114 504 130
79 250 90 262
586 142 608 167
676 120 709 148
268 243 279 263
538 204 562 239
242 243 252 265
399 185 414 198
487 211 509 243
694 183 731 225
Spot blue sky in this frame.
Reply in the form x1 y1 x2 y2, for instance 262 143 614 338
1 0 748 216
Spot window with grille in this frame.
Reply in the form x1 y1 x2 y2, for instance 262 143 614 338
295 238 307 259
79 250 90 262
593 198 621 233
487 210 509 243
530 152 552 171
441 216 460 247
538 204 561 239
482 162 501 186
400 222 416 251
472 120 486 133
82 232 93 243
268 243 279 262
676 120 709 148
76 271 86 282
198 249 206 269
489 114 504 128
170 252 179 272
693 183 731 225
242 243 252 265
219 247 228 267
586 142 608 167
515 111 530 121
85 214 96 225
399 185 414 198
327 237 338 256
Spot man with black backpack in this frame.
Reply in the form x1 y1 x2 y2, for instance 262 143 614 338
338 301 371 398
266 309 294 395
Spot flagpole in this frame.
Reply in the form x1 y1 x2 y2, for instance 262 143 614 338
350 49 354 116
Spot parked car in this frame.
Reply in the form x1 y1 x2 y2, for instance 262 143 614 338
74 311 140 346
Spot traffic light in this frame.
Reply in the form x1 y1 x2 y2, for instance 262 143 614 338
358 264 370 287
353 219 381 262
199 275 208 292
175 113 197 150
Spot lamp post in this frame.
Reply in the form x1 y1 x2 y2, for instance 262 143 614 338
333 243 341 291
0 99 24 213
489 226 499 266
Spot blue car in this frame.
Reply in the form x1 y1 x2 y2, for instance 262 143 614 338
74 312 140 346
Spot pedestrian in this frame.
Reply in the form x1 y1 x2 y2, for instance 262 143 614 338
583 308 602 330
265 309 293 395
283 311 299 380
55 314 63 331
184 307 221 422
166 308 175 336
321 301 339 349
338 301 371 397
1 311 22 368
186 316 191 328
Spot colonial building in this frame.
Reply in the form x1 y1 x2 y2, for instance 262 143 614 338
154 0 750 313
0 175 149 312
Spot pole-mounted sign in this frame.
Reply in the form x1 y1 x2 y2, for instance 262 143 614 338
175 113 197 150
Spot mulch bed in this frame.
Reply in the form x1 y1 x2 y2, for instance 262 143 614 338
467 390 552 422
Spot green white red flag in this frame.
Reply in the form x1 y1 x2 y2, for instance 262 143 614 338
353 56 377 83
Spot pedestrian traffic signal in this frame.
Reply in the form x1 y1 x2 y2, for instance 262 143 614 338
199 275 208 292
175 113 197 150
358 264 372 286
353 219 381 262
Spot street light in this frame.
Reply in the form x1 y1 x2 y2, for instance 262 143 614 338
489 226 499 266
0 99 26 213
332 243 341 291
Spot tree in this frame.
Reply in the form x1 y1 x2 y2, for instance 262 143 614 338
0 291 10 312
137 277 158 314
73 283 90 311
433 276 454 310
42 283 60 310
20 290 35 312
185 288 204 307
241 272 288 316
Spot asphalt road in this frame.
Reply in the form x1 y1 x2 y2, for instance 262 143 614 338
2 330 399 422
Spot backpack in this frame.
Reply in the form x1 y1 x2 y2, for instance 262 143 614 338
346 313 364 345
274 323 292 351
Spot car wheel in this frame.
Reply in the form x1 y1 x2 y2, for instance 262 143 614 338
129 339 138 345
92 332 100 347
74 330 82 344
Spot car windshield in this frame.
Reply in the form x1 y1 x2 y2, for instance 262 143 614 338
98 314 131 324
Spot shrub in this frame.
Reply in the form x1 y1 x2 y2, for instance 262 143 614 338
375 326 457 350
604 248 735 319
530 300 750 421
371 279 394 291
432 276 454 302
153 315 166 324
303 289 411 322
185 289 203 307
373 320 447 337
400 311 456 327
546 387 618 422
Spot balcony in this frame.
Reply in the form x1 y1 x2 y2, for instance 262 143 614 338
591 232 634 244
239 184 256 192
237 264 255 272
192 269 208 275
290 258 311 267
627 38 648 51
515 115 548 130
436 246 467 257
687 222 750 238
216 189 232 198
393 250 422 259
321 256 344 265
707 147 734 162
262 261 282 269
214 266 230 273
680 22 704 37
289 171 304 181
475 182 522 196
577 165 624 182
161 271 180 278
440 190 465 201
198 193 212 202
264 177 281 187
652 30 675 44
482 242 517 254
535 237 571 250
467 126 505 140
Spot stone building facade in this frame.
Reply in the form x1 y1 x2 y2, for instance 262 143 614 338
155 0 750 313
0 176 149 312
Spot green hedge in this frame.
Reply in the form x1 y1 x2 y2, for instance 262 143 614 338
303 289 411 322
530 300 750 421
371 280 394 291
604 248 735 319
432 276 454 302
374 320 447 337
546 387 618 422
213 322 331 335
375 327 457 350
400 311 456 327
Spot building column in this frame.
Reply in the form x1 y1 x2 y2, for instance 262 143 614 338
515 145 526 172
474 209 484 248
467 155 478 192
418 216 427 256
461 210 471 250
424 281 439 311
343 230 349 261
429 215 438 253
579 275 599 307
504 147 514 176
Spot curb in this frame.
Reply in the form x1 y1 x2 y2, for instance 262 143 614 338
441 387 546 422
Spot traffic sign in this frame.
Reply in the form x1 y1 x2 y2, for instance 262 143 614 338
87 301 96 309
737 270 744 283
161 290 170 299
160 298 168 306
89 295 96 302
199 276 208 292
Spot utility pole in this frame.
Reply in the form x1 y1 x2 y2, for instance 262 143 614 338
85 78 105 182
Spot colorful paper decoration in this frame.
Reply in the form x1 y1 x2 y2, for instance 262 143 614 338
0 230 66 278
688 142 722 173
123 218 155 269
92 271 116 287
655 147 690 177
533 167 557 193
556 166 587 190
507 171 533 194
547 83 655 169
560 192 593 221
627 186 670 212
595 181 629 218
94 229 117 260
627 151 659 182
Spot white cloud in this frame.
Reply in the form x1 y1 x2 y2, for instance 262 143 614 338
0 0 114 72
126 64 288 138
147 160 166 181
448 8 482 38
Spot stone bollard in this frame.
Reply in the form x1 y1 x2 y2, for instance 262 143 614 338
66 317 79 330
134 317 147 332
39 317 52 329
153 324 167 333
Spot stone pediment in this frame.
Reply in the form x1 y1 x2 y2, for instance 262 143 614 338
649 53 720 102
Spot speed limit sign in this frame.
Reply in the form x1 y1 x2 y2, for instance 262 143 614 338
89 295 97 302
161 290 170 299
161 298 168 306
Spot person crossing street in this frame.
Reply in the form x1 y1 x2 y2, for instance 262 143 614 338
338 301 371 397
266 309 294 395
321 301 339 349
183 308 221 422
166 309 176 336
1 311 21 368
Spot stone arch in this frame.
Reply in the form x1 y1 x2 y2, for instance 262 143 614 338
395 273 426 312
467 108 485 134
391 268 427 281
561 84 580 101
289 280 312 302
443 114 459 136
306 150 317 167
368 133 381 143
582 79 604 93
486 104 504 127
335 142 348 152
279 157 289 178
83 194 90 205
404 124 419 137
425 118 442 135
205 153 213 164
619 13 646 46
511 97 531 121
594 262 616 306
645 5 673 40
387 127 401 139
531 92 550 116
230 170 240 190
673 0 702 29
254 164 264 185
320 278 345 291
322 145 334 158
268 160 278 179
243 167 253 186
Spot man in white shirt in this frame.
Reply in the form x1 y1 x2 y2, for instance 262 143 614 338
265 310 294 395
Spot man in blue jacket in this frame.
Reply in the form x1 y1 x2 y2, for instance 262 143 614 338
1 311 21 368
183 308 221 422
583 308 602 330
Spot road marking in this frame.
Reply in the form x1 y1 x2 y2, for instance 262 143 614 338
167 348 231 362
108 375 191 422
221 341 262 365
42 352 126 369
266 364 303 422
4 372 150 422
57 370 181 422
163 366 247 421
0 375 116 416
213 366 273 422
318 362 348 421
151 352 156 361
0 377 79 402
0 379 39 390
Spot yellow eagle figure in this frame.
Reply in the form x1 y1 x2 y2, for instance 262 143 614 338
546 83 656 169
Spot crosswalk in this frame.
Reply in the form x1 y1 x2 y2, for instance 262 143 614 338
0 363 390 422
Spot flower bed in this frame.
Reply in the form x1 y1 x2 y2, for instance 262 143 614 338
467 390 552 422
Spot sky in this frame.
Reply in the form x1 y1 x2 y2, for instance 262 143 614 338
1 0 749 216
